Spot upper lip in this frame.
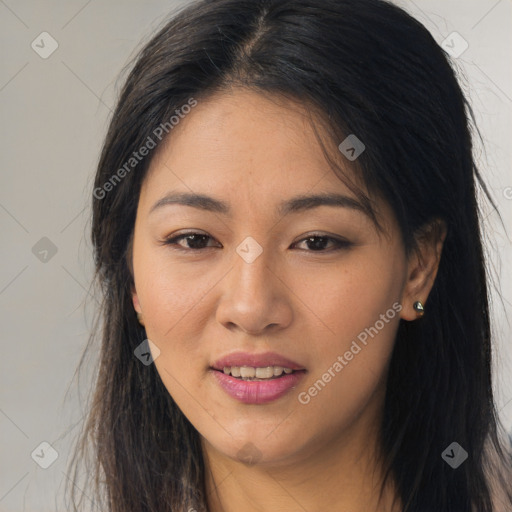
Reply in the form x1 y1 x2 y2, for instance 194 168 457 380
211 351 306 371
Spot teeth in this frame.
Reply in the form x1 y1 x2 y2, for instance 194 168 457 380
221 365 296 380
273 366 284 376
255 366 274 379
240 366 255 378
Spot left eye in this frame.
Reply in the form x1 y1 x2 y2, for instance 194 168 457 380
161 232 352 252
293 235 352 252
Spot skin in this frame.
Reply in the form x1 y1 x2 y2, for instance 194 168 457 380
130 88 445 512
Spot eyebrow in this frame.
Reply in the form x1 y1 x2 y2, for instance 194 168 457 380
149 191 369 218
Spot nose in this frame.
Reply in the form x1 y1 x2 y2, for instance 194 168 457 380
215 244 293 335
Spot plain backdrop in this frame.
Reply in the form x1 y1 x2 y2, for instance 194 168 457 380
0 1 511 510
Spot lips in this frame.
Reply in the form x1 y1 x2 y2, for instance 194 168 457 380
210 351 307 404
211 369 306 404
211 351 306 371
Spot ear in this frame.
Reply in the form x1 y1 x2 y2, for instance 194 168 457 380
400 219 447 321
132 286 142 314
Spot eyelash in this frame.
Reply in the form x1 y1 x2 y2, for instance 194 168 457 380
160 231 353 253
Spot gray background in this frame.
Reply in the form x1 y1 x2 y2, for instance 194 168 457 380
0 1 511 510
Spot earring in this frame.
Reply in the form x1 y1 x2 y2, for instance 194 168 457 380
136 311 145 326
413 301 425 317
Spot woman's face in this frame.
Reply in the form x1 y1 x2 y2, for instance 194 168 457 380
131 88 414 467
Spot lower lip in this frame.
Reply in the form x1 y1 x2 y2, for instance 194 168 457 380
211 369 306 405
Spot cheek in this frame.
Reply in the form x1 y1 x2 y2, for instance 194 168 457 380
136 257 216 419
295 313 398 449
134 244 215 338
132 246 218 400
291 251 403 414
295 248 404 342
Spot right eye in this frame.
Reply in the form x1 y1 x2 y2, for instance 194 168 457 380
160 231 221 251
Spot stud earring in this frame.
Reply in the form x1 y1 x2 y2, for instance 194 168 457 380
136 311 145 326
413 301 425 317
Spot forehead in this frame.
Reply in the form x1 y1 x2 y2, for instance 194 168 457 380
141 88 363 205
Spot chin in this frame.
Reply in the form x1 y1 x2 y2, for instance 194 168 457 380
202 423 311 468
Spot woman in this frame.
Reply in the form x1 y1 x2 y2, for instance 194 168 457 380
68 0 512 510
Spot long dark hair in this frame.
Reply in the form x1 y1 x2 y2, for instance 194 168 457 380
67 0 512 510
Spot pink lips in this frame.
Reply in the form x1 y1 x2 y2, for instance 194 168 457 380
210 351 306 405
211 351 305 371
